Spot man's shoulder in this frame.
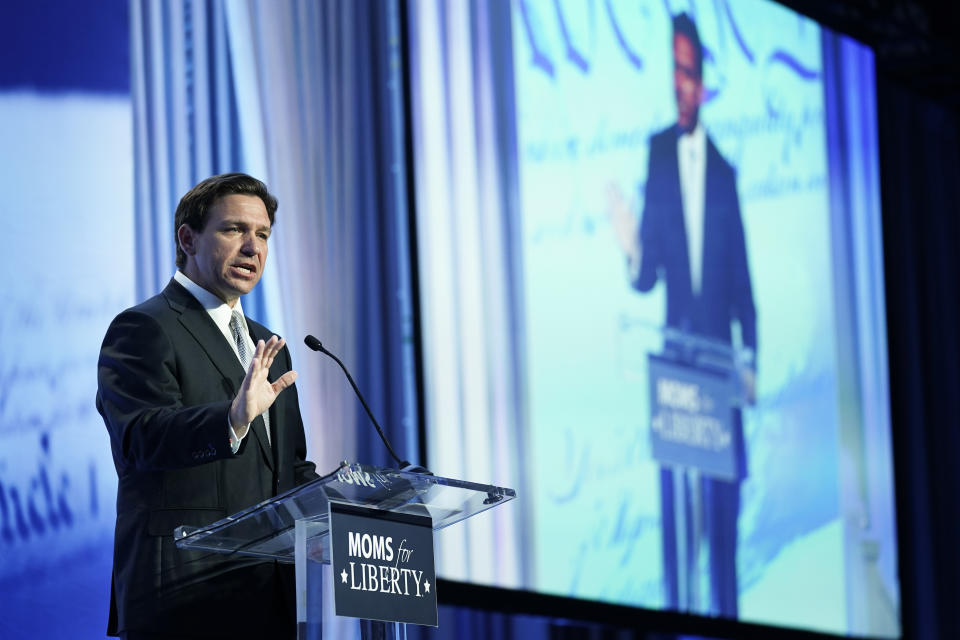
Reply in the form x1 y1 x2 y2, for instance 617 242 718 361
649 124 677 147
129 291 170 315
110 280 187 326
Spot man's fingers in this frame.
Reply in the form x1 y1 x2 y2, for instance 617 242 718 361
258 336 285 369
272 370 298 393
243 340 264 375
250 337 283 366
606 183 624 214
250 339 266 366
267 336 284 358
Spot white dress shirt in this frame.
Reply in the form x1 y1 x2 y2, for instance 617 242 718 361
677 121 707 296
173 270 262 452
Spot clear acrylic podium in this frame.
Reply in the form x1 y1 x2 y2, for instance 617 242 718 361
174 463 516 639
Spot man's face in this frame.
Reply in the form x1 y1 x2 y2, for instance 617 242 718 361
178 194 271 306
673 33 703 133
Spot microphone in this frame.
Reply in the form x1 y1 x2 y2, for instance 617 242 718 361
304 335 428 473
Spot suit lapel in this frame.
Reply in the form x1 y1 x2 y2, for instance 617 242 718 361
164 281 245 385
162 281 275 470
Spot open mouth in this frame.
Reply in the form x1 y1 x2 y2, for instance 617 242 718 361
232 263 257 276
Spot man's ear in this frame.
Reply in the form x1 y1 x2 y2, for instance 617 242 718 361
177 224 196 258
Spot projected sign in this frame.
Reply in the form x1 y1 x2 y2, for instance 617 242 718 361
648 354 736 480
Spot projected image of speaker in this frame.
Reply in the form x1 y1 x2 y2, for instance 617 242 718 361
409 1 897 637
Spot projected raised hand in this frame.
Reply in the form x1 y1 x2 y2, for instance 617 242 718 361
606 182 641 276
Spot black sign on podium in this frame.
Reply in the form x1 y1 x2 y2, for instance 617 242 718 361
173 463 515 639
329 503 437 626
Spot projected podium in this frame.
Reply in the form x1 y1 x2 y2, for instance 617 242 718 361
619 316 754 615
174 463 515 639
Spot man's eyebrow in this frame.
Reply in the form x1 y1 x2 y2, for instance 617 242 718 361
219 218 271 232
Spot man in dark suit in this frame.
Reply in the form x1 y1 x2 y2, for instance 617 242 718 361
97 173 317 639
610 14 755 618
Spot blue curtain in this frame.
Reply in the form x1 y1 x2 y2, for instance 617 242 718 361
348 0 420 469
130 0 418 474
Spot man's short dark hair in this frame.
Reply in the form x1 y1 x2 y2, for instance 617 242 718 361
174 173 278 268
672 12 703 79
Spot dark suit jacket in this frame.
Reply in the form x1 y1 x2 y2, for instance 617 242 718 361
96 279 316 637
637 125 756 478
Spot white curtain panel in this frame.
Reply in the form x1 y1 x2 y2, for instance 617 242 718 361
131 0 367 475
410 0 525 588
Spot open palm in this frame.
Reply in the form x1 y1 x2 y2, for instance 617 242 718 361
230 335 298 427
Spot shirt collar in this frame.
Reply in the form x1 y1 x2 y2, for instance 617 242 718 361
679 120 705 146
173 270 246 331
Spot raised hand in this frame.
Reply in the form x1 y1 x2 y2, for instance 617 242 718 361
229 335 298 429
606 182 642 268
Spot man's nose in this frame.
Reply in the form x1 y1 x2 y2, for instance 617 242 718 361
240 233 260 255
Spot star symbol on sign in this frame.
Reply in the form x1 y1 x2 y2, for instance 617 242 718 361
423 580 431 594
341 569 348 584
